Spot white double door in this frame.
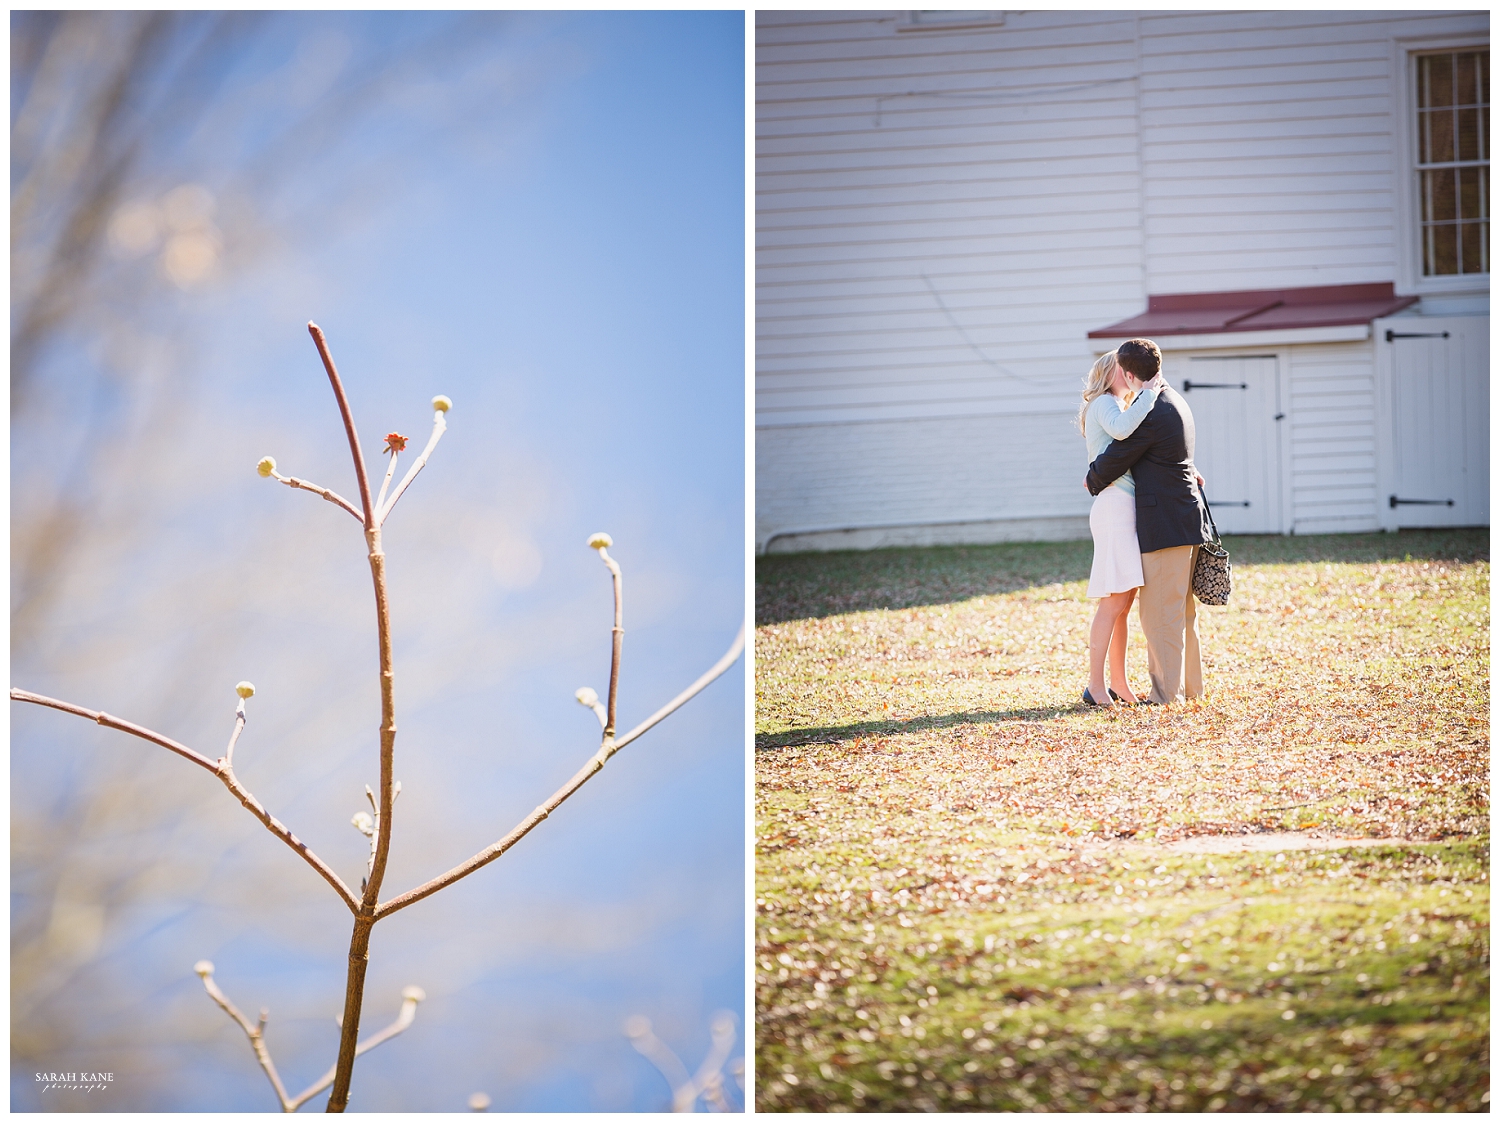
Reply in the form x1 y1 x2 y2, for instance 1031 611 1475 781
1375 315 1489 529
1164 354 1284 536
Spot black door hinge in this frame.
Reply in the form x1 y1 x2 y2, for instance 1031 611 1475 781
1181 381 1247 392
1389 495 1454 508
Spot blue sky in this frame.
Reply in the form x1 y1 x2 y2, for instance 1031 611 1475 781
12 11 745 1112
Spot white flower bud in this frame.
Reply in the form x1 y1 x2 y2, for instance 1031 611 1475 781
587 532 613 550
402 985 427 1002
351 811 375 835
257 456 276 478
432 395 452 413
468 1093 492 1112
575 687 599 707
235 681 255 699
194 960 215 978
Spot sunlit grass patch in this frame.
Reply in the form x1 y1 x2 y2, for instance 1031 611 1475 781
755 530 1488 1111
758 840 1488 1112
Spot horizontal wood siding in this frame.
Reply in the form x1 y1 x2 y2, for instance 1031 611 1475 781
1137 9 1487 294
1287 341 1382 534
757 11 1143 543
756 9 1488 548
756 410 1095 548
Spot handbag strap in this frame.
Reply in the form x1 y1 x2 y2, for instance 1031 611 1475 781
1198 484 1221 544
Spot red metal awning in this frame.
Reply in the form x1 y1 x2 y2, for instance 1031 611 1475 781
1088 282 1418 338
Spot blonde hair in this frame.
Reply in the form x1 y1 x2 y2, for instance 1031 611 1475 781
1078 352 1121 435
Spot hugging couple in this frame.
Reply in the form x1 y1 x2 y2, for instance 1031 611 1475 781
1078 338 1214 708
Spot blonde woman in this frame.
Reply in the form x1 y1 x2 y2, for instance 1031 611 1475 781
1079 351 1164 706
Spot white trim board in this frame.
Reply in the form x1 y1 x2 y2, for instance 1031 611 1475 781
1090 323 1371 353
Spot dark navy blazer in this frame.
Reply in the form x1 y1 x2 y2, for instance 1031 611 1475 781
1085 385 1213 555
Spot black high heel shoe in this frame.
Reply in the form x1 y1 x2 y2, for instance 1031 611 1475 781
1083 688 1125 707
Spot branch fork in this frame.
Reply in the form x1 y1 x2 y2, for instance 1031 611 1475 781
196 959 423 1112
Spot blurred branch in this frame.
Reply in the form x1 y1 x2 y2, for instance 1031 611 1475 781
11 12 256 403
625 1011 741 1112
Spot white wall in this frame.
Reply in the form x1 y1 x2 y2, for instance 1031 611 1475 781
755 10 1489 551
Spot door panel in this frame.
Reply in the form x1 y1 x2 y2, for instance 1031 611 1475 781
1170 355 1283 535
1378 316 1489 528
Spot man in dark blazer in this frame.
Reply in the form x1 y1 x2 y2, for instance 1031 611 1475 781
1084 338 1213 704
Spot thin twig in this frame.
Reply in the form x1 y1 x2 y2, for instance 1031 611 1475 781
374 621 745 920
225 709 246 769
307 322 374 528
596 546 624 739
616 621 745 752
12 688 219 771
270 470 364 523
376 408 447 524
287 986 425 1111
196 962 294 1112
196 964 424 1113
9 689 360 913
373 451 399 519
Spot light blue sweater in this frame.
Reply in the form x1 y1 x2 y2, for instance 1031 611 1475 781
1084 386 1159 498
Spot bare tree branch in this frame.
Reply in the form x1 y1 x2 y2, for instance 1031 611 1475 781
15 312 738 1110
196 961 424 1113
373 621 745 921
614 621 746 753
9 688 361 913
306 322 374 528
195 960 294 1111
269 470 364 523
305 324 396 1112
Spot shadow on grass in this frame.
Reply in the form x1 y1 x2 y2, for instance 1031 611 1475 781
756 527 1488 625
756 703 1079 751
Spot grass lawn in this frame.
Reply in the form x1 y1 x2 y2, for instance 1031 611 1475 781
755 530 1488 1112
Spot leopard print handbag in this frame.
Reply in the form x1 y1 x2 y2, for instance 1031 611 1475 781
1192 495 1232 606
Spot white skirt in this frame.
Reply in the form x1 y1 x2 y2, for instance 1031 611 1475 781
1087 484 1144 598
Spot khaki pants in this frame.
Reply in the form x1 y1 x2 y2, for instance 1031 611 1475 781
1138 545 1202 704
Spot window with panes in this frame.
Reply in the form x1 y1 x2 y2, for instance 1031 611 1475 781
1415 49 1488 276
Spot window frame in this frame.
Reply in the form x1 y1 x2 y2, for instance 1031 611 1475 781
1392 34 1490 295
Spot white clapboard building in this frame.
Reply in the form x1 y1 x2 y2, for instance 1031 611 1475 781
756 10 1488 552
